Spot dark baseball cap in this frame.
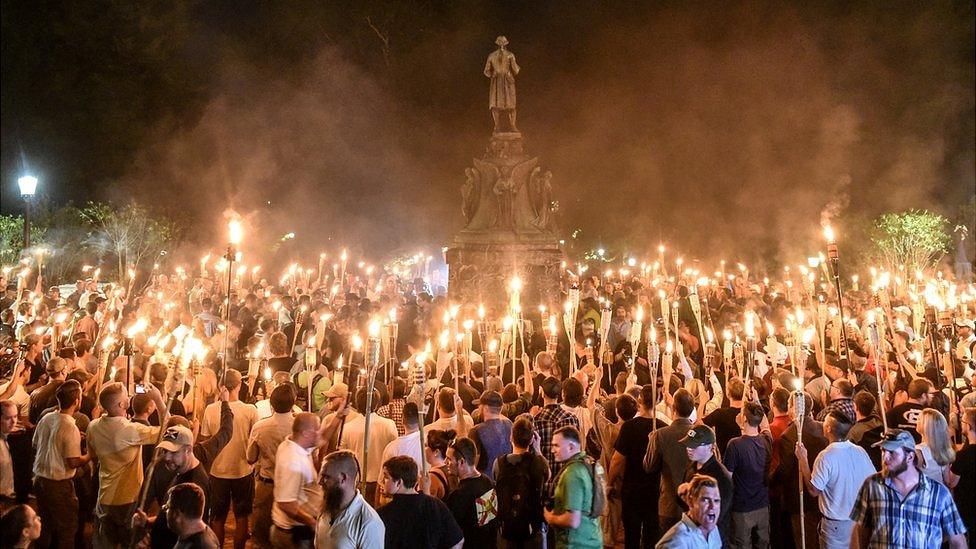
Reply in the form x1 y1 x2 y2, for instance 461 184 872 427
679 425 716 448
474 390 503 408
872 429 915 452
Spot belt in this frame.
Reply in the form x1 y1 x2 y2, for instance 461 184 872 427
257 476 274 484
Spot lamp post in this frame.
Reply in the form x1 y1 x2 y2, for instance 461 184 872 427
824 225 851 364
221 219 243 383
18 175 38 249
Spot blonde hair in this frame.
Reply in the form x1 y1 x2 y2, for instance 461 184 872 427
918 408 955 466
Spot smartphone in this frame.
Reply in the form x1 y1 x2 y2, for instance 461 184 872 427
135 384 146 394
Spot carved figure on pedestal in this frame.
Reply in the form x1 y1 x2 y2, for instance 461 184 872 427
528 167 553 231
484 36 519 134
461 167 481 223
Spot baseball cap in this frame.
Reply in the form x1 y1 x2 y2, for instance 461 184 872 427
893 306 912 317
474 390 503 408
871 429 915 452
157 425 193 452
323 382 349 399
679 425 716 448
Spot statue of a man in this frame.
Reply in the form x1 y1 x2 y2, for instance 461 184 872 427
484 36 520 133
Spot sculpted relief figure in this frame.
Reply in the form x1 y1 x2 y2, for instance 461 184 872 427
484 36 520 133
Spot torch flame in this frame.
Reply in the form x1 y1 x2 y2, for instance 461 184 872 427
228 218 243 245
823 225 835 243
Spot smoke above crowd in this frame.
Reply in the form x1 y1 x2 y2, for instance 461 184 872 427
4 2 973 266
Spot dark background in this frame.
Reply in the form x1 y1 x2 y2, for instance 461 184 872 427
2 1 974 264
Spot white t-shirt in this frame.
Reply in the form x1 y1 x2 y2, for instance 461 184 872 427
314 491 385 549
201 399 259 479
381 431 424 472
32 411 82 480
272 438 323 529
809 440 876 520
428 412 473 433
338 413 398 482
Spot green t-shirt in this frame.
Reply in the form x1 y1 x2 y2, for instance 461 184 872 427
553 452 603 549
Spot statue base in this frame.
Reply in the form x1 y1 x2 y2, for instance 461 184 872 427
446 241 564 311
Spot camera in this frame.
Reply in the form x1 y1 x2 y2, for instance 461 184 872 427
135 384 146 394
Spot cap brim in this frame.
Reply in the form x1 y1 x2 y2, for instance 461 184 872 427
871 440 913 451
679 437 709 447
156 441 186 453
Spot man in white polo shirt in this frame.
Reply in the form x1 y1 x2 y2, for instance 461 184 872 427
796 411 876 549
272 412 322 549
32 379 90 548
315 449 385 548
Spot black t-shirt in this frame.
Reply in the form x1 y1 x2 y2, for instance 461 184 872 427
613 416 660 499
684 456 734 528
703 407 741 454
173 526 220 549
950 443 975 535
885 402 925 442
150 462 211 549
378 493 464 549
444 475 496 549
26 356 46 386
268 356 296 374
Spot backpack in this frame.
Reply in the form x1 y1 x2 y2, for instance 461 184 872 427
556 454 608 519
495 454 542 541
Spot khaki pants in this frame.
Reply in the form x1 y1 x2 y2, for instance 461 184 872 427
93 501 137 549
36 477 78 549
251 479 275 548
732 507 770 549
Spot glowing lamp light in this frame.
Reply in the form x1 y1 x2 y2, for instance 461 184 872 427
18 175 38 197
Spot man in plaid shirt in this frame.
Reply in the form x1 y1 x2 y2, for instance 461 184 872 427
850 429 967 548
816 378 856 424
533 376 580 496
377 377 407 435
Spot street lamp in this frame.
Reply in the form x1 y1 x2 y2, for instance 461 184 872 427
18 175 38 248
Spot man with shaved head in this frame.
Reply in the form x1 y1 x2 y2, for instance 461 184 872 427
315 450 384 548
87 381 168 547
271 412 322 548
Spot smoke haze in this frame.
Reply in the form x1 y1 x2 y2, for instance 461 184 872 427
3 1 973 266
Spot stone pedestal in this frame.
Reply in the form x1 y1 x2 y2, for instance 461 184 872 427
446 241 563 309
448 130 563 309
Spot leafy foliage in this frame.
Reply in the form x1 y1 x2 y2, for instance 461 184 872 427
870 210 950 274
80 202 180 278
0 215 47 265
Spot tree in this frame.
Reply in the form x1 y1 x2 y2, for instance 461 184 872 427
81 202 180 278
0 215 47 265
871 210 950 275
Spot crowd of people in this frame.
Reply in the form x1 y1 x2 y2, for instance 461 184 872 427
0 257 973 548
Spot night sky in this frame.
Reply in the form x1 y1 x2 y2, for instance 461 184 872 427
2 1 973 263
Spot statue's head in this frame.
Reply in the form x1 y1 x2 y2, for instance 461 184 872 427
495 36 509 47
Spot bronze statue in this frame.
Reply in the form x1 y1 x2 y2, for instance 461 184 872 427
484 36 520 133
